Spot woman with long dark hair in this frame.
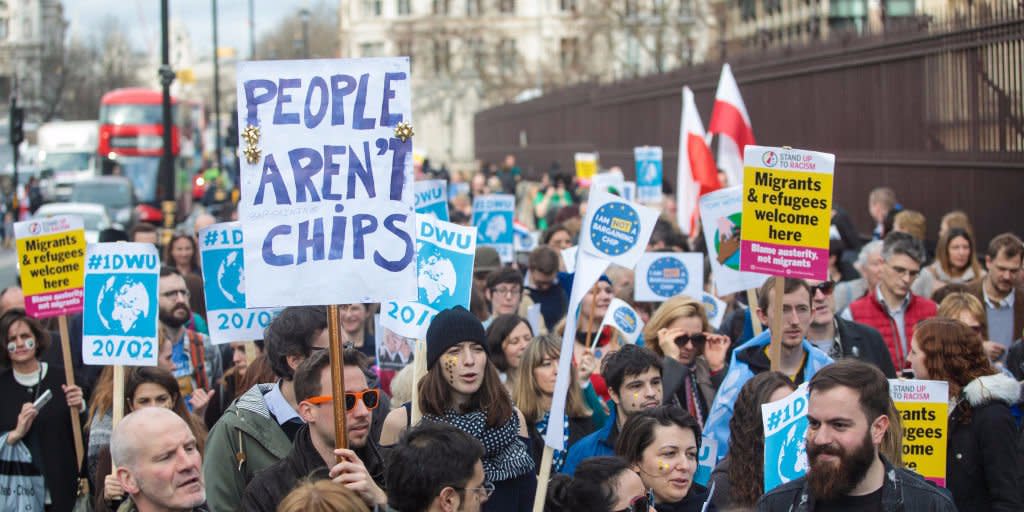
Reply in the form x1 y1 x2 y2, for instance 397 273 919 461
165 231 201 277
380 306 536 512
708 372 795 511
546 456 652 512
95 366 209 511
916 227 985 298
907 318 1023 512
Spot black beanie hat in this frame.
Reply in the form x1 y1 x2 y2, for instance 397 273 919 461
426 306 488 368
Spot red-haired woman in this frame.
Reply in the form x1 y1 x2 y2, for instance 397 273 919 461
907 318 1023 512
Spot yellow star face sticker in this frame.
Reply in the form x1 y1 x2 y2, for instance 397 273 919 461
243 145 262 165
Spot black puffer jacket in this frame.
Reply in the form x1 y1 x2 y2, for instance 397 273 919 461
756 458 956 512
947 373 1023 512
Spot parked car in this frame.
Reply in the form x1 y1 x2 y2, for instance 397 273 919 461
70 176 138 229
33 202 112 243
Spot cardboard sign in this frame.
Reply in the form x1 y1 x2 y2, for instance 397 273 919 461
416 216 475 312
414 179 449 222
597 298 645 346
634 252 704 302
575 152 598 179
762 384 808 492
82 243 160 366
578 190 659 269
590 170 625 196
235 57 417 306
699 187 768 296
561 245 578 273
634 146 663 204
472 194 515 263
695 437 718 486
890 379 949 486
513 222 539 253
701 292 727 330
375 314 416 371
740 146 835 280
199 222 280 344
15 216 86 318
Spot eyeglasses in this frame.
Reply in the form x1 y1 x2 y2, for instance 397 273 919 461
306 389 380 411
811 280 835 296
160 289 190 299
491 286 522 297
674 333 707 349
456 481 495 500
615 491 653 512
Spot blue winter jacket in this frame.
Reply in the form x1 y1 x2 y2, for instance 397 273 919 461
701 331 833 462
560 403 618 476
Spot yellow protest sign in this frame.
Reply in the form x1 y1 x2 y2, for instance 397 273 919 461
15 216 87 318
575 152 598 180
890 379 948 486
739 145 834 280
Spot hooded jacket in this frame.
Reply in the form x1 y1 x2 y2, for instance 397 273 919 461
948 373 1023 512
202 383 294 512
756 458 956 512
702 331 833 461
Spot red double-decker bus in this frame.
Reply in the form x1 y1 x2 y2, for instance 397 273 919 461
98 88 190 205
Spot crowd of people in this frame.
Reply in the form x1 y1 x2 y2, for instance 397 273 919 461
1 158 1023 512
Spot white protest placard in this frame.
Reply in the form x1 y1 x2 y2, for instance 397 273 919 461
414 179 449 222
82 243 160 366
635 252 704 302
701 292 727 330
635 146 663 205
596 298 645 347
416 216 475 312
578 190 659 269
379 300 438 340
762 383 808 492
375 314 416 371
590 170 625 196
695 437 718 486
513 222 539 253
199 222 281 344
699 187 768 296
236 57 417 307
472 194 515 263
561 245 578 273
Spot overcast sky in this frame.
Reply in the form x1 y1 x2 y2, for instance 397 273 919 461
64 0 306 57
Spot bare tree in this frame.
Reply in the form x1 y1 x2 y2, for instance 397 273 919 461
56 16 142 120
583 0 705 79
255 1 340 60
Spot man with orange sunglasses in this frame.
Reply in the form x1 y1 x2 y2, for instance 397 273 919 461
241 348 388 512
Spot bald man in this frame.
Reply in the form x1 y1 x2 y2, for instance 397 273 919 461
193 213 217 235
111 408 208 512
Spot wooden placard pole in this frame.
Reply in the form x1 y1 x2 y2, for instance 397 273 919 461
57 315 84 470
531 446 554 511
768 278 784 372
111 364 125 473
410 339 428 425
327 305 349 458
747 288 763 336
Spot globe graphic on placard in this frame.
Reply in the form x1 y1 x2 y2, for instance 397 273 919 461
96 276 150 332
484 214 507 242
418 243 457 307
777 421 809 484
713 212 744 270
643 162 658 183
217 251 245 306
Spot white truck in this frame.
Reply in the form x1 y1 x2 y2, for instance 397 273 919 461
36 121 99 202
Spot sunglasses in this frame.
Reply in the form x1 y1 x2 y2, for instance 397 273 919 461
811 280 836 296
674 333 706 349
306 389 380 411
615 491 652 512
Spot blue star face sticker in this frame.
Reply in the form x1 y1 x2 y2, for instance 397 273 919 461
590 201 641 257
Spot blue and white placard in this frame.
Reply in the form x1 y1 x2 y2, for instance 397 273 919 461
199 222 280 344
379 300 438 340
236 57 417 307
621 181 636 203
579 190 659 269
695 437 718 486
635 252 704 302
762 383 808 492
590 170 625 197
416 216 475 312
414 179 449 222
701 292 727 330
699 187 768 296
596 298 645 347
513 222 539 253
472 194 515 263
82 243 160 366
635 146 663 205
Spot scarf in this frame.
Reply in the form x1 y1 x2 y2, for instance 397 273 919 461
424 409 535 482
